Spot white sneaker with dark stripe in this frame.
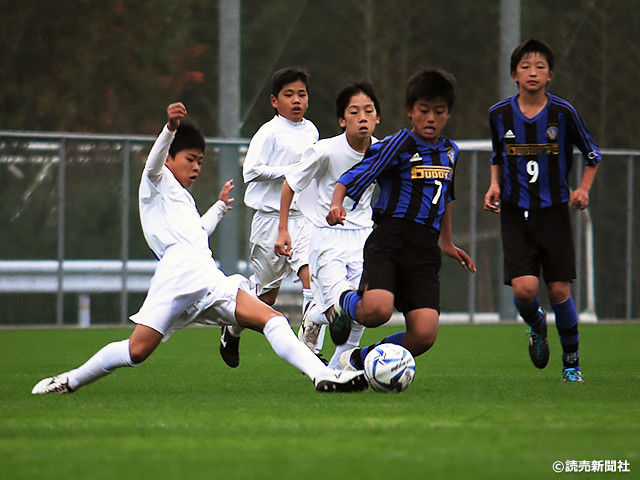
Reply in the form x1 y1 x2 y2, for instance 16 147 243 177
31 373 74 395
298 301 323 351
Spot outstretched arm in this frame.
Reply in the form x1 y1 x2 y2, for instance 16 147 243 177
274 180 295 257
326 183 348 226
440 203 476 273
145 103 187 183
201 179 235 235
166 103 186 131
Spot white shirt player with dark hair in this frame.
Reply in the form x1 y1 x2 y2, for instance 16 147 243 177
131 124 244 340
282 132 378 367
243 114 319 300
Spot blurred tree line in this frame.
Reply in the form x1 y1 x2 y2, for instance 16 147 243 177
1 0 639 322
2 0 638 146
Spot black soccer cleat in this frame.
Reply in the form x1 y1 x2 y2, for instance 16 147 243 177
314 370 368 393
527 308 549 369
219 326 240 368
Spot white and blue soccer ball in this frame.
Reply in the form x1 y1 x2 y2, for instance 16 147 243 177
363 344 416 393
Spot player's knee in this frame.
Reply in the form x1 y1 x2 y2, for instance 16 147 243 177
407 331 437 357
259 289 278 306
358 302 393 327
547 282 570 304
513 285 537 304
128 342 154 364
418 330 438 352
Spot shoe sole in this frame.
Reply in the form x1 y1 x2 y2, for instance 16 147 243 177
219 345 239 368
315 373 368 393
220 328 240 368
528 338 550 369
329 307 352 346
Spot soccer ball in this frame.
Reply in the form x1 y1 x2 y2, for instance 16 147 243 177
363 344 416 393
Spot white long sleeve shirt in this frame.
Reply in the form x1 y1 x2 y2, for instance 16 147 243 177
139 125 227 259
243 115 319 214
288 132 377 229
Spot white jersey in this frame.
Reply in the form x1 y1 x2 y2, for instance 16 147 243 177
132 125 238 341
138 125 227 260
287 132 377 229
243 114 319 214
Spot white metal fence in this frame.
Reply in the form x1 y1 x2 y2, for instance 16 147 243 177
0 130 638 326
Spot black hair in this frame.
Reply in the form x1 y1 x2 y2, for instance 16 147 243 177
335 81 381 120
405 69 456 111
271 67 310 114
271 66 310 97
168 123 205 158
510 39 555 74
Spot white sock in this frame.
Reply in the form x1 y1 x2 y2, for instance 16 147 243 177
309 305 329 325
328 322 365 369
67 339 136 390
315 325 327 352
263 316 330 380
302 288 314 313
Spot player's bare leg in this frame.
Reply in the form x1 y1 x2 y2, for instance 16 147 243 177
31 324 160 395
512 275 549 369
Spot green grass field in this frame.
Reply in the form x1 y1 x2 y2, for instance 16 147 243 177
1 323 638 480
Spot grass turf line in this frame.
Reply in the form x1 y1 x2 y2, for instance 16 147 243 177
1 323 638 480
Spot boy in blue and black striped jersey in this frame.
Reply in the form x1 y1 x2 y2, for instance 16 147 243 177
326 69 476 371
484 39 601 382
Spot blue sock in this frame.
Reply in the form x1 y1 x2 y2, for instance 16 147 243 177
551 297 579 367
358 332 405 367
341 290 361 321
514 297 545 333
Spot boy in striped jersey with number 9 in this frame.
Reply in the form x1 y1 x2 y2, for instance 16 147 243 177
484 39 601 382
327 69 476 371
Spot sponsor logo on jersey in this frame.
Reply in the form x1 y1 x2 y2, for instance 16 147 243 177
504 129 516 139
411 165 453 180
506 143 558 156
409 152 423 163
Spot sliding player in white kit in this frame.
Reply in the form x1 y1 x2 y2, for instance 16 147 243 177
275 82 381 368
31 102 367 395
219 67 320 368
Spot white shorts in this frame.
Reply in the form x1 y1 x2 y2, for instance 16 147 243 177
308 226 372 312
130 247 250 342
249 211 311 296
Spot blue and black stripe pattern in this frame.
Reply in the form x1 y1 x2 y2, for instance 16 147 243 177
338 128 458 232
489 93 600 210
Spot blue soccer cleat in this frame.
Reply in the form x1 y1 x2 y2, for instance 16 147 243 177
561 367 584 382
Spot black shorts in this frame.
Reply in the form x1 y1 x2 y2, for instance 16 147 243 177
500 203 576 285
359 218 441 313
